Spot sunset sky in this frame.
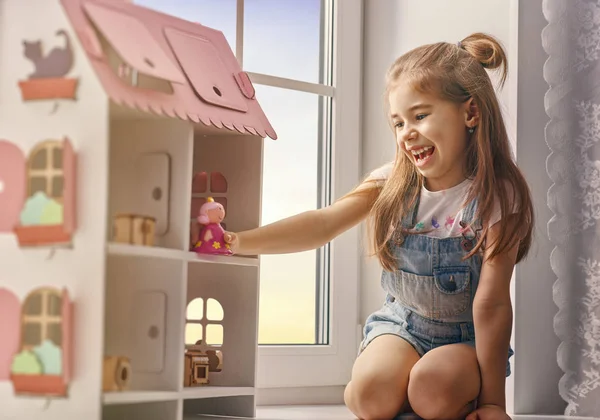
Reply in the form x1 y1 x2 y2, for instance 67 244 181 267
136 0 324 345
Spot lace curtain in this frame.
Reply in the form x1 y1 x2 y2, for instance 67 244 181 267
542 0 600 416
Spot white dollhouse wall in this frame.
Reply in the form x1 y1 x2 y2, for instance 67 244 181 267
0 1 109 419
105 255 185 392
186 263 260 388
108 115 193 250
192 133 264 236
104 105 265 418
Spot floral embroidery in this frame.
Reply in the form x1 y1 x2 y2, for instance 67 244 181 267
415 222 425 231
431 217 440 229
445 216 455 230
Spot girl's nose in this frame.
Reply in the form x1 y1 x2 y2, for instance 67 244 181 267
402 129 418 144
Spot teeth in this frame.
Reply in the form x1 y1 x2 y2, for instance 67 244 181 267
411 146 432 156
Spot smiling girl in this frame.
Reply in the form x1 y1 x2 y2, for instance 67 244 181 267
223 32 533 420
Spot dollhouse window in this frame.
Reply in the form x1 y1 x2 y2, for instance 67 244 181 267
191 172 228 212
185 298 224 347
27 141 64 202
21 288 62 349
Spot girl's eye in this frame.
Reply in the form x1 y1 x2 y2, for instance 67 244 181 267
394 121 404 128
416 114 428 121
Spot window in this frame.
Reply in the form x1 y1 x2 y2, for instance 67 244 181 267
21 288 63 350
185 298 224 347
136 0 362 391
27 141 64 202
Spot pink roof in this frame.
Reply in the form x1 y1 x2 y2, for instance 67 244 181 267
60 0 277 140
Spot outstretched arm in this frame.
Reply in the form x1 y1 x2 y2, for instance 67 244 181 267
224 179 381 256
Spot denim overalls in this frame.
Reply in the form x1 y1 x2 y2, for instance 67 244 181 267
359 192 514 377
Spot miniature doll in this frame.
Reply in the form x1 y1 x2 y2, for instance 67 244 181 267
193 197 232 255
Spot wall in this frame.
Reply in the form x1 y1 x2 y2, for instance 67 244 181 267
360 0 518 413
0 0 109 419
514 0 566 414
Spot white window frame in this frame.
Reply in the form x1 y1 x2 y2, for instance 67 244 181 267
234 0 363 390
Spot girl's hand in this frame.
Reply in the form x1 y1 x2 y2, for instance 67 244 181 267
466 405 511 420
223 231 239 254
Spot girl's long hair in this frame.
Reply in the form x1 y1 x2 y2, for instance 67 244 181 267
349 33 533 272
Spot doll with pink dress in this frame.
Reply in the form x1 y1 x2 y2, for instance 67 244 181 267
193 197 232 256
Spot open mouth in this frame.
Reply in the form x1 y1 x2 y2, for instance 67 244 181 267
410 146 435 166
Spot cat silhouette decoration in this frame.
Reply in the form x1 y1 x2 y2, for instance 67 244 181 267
18 29 79 101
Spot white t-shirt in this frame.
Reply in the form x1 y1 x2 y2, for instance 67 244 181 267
368 162 505 238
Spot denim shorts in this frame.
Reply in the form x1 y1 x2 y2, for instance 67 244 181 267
359 294 514 377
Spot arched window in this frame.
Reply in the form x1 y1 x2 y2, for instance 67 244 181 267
185 297 224 348
13 138 77 246
27 141 64 202
21 288 62 350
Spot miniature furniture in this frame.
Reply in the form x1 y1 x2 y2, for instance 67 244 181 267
184 350 210 387
0 0 276 419
103 356 132 392
112 213 157 246
183 341 225 387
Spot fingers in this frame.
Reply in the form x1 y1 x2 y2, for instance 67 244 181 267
223 232 235 243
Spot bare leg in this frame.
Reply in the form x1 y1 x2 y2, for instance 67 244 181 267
407 344 481 420
344 335 421 420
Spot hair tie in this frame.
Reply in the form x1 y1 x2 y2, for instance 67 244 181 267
457 41 463 49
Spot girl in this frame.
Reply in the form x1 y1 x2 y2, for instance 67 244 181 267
224 32 533 420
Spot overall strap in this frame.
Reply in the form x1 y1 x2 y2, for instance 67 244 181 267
459 195 483 246
401 190 421 229
460 196 479 225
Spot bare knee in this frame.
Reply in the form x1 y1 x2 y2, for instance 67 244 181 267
407 363 471 420
345 335 420 419
344 375 407 420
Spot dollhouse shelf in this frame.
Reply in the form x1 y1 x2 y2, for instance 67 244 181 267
103 390 179 405
107 243 259 267
102 387 254 406
180 386 255 399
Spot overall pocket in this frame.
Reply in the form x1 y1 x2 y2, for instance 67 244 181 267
385 270 436 319
383 266 472 321
432 266 472 318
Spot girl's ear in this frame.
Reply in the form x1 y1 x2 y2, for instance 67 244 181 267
464 97 480 128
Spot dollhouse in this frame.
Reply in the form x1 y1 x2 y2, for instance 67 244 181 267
0 0 276 419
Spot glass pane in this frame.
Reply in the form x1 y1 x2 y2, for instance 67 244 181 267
47 322 62 346
47 293 62 316
206 298 224 321
185 323 203 345
205 324 223 346
29 177 47 196
244 0 324 84
134 0 237 51
51 176 64 198
24 293 42 315
22 323 41 347
256 84 326 345
186 298 204 320
53 147 63 169
31 149 47 170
